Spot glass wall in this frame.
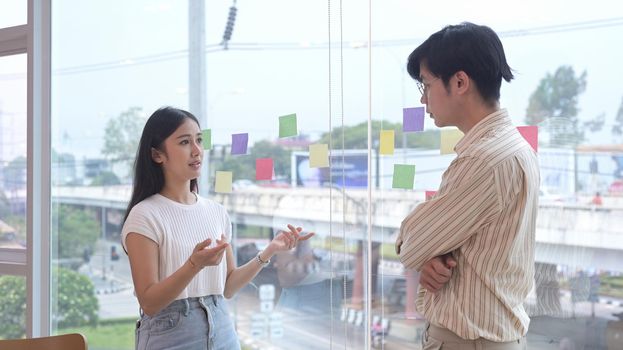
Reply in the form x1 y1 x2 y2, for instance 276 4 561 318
48 0 623 349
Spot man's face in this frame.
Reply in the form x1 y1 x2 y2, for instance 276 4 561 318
418 64 457 128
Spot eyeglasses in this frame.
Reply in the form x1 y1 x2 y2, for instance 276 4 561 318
416 81 426 95
416 77 439 96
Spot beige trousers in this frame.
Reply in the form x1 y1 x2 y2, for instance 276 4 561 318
423 324 527 350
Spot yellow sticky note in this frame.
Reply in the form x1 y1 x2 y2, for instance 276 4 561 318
215 171 232 193
380 130 395 155
440 129 464 155
309 144 329 168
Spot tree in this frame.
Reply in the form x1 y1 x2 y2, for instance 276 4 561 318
525 66 587 147
102 107 145 180
0 267 99 339
52 204 99 262
612 96 623 142
52 267 99 329
0 275 26 339
0 189 10 218
318 120 440 150
90 170 121 186
215 140 292 182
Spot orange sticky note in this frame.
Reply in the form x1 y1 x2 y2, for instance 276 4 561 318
517 126 538 152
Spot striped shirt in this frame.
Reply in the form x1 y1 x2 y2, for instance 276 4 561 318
396 109 539 342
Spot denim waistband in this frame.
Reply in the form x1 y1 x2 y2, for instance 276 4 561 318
142 295 223 317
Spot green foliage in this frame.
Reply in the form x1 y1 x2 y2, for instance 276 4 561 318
318 120 440 150
215 140 292 181
52 204 99 261
0 269 99 340
102 107 145 178
525 65 587 146
0 276 26 339
52 267 99 329
90 171 121 186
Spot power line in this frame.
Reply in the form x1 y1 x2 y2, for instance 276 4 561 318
36 17 623 77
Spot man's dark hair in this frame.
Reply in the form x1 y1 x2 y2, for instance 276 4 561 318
407 22 513 104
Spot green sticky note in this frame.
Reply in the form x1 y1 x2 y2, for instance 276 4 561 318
309 144 329 168
202 129 212 150
215 171 232 193
279 114 298 138
440 129 463 154
380 130 395 155
392 164 415 189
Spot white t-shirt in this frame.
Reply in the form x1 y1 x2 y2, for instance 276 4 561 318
121 193 231 299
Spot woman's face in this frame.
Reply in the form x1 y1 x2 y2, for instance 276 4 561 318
152 118 204 184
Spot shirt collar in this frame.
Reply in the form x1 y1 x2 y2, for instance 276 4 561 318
454 109 512 155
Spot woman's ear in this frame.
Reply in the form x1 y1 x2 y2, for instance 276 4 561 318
151 147 163 164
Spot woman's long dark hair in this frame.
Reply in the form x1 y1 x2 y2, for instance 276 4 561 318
123 107 200 223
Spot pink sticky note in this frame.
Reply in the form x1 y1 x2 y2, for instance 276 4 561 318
425 191 437 200
256 158 274 180
517 126 538 152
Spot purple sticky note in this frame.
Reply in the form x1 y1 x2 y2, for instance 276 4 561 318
231 133 248 155
403 107 425 132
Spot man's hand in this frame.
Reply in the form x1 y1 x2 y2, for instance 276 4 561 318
419 254 457 293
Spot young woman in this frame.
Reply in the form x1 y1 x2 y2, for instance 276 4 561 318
122 107 313 350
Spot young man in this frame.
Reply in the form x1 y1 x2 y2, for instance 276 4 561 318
395 22 539 349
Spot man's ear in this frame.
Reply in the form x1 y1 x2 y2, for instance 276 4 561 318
151 147 164 164
454 71 470 94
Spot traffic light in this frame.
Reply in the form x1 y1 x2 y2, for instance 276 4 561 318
221 6 237 49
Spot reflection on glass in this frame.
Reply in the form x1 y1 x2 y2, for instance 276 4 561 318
0 54 27 250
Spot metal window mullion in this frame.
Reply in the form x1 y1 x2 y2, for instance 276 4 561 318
27 0 52 337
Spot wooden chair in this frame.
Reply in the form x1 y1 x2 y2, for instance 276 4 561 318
0 332 88 350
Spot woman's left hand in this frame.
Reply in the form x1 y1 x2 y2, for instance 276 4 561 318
267 224 314 253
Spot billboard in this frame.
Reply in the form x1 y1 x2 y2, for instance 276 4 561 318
291 151 370 188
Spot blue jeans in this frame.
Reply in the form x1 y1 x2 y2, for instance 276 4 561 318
135 295 241 350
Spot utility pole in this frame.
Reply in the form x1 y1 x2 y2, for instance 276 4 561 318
189 0 209 193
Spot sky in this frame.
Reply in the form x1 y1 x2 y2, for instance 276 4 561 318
1 0 623 162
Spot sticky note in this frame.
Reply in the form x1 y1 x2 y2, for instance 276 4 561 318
231 133 248 155
256 158 274 180
517 126 538 152
403 107 425 132
425 190 437 200
380 130 395 155
279 114 298 138
440 129 463 154
309 144 329 168
215 171 232 193
201 129 212 150
392 164 415 189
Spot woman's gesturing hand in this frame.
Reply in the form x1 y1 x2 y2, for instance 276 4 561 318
268 224 315 253
189 234 229 269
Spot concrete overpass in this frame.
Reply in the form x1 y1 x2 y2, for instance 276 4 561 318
53 185 623 272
